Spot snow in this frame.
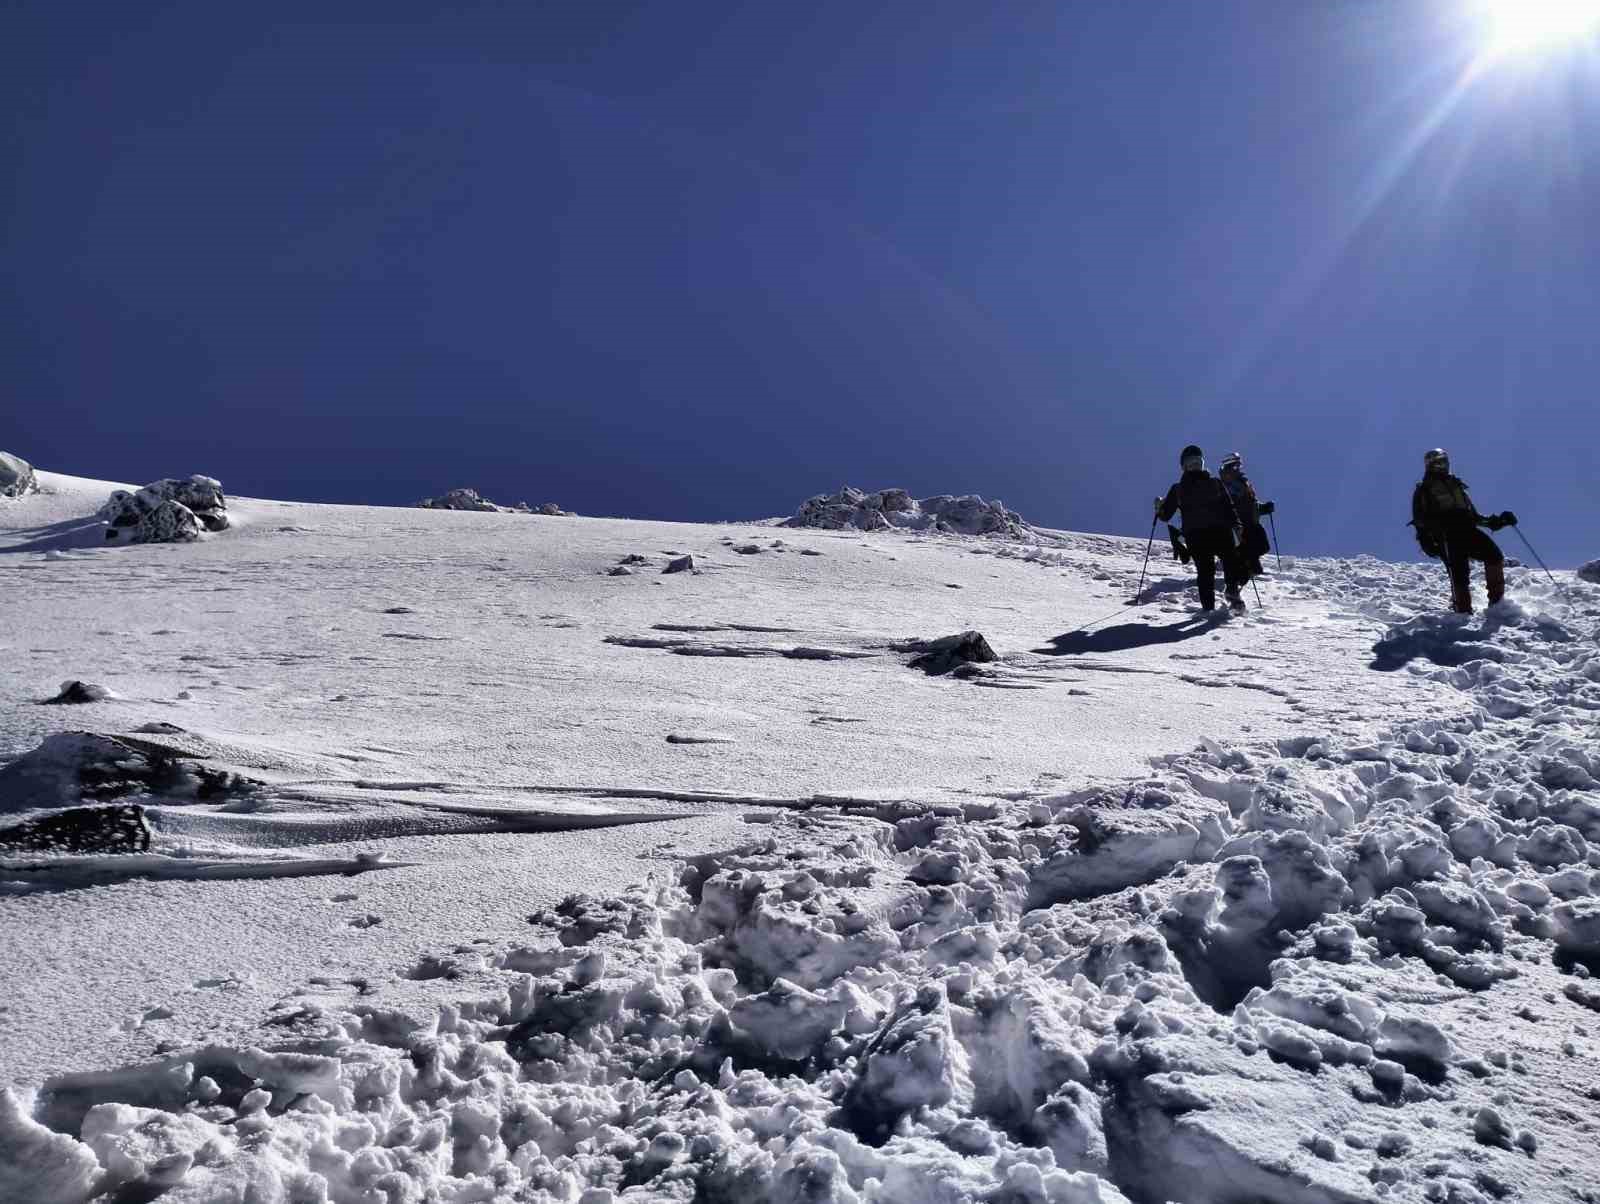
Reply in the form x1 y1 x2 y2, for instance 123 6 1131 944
2 469 1598 1202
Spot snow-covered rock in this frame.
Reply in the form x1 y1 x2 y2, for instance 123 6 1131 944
99 476 229 543
417 487 571 515
0 451 38 498
784 485 1033 537
0 731 256 813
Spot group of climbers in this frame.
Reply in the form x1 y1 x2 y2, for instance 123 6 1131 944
1153 445 1515 616
1154 446 1275 613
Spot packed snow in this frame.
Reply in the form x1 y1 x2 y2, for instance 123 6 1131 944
2 469 1598 1203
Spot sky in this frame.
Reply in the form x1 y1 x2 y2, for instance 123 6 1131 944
3 0 1597 564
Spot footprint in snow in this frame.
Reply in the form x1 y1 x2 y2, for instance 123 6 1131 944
665 731 737 745
382 606 416 614
383 632 452 641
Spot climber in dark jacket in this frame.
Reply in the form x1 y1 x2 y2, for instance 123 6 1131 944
1411 448 1515 614
1218 452 1274 583
1156 445 1245 612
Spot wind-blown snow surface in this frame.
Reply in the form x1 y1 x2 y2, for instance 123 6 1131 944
2 473 1598 1202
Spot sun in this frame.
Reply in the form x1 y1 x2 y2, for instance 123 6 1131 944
1478 0 1600 57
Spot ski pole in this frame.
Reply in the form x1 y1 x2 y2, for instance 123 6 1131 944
1250 576 1262 609
1135 514 1158 601
1510 524 1557 584
1268 512 1282 569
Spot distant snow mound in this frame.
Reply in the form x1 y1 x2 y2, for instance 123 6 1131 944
417 488 571 516
0 450 38 498
100 475 230 543
1579 560 1600 584
783 486 1031 537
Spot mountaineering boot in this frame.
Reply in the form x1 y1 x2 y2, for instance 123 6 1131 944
1225 586 1246 613
1486 560 1506 606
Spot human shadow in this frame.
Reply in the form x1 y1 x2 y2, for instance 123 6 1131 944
0 515 108 555
1036 614 1221 657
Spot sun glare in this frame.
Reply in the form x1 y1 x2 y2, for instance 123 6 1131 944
1479 0 1600 57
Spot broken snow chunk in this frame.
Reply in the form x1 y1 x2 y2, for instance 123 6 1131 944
1553 898 1600 962
1520 824 1589 870
726 978 846 1061
1473 1105 1514 1147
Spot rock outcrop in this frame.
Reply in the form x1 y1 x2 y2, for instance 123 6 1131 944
417 489 571 515
1578 560 1600 585
0 451 38 498
783 486 1031 537
100 476 229 544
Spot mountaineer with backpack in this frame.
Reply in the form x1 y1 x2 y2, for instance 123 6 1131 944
1156 445 1246 613
1411 448 1516 614
1218 452 1274 584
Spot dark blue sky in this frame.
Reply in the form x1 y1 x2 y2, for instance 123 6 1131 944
4 1 1596 562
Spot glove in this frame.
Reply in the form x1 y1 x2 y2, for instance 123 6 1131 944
1153 496 1163 516
1484 513 1507 531
1257 501 1275 516
1500 510 1517 527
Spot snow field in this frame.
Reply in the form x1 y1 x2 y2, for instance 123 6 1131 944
2 473 1598 1202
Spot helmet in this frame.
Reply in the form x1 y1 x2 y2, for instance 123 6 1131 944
1219 452 1243 474
1179 444 1204 471
1423 448 1449 473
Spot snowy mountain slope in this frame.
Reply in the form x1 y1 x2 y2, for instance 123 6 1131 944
3 470 1596 1203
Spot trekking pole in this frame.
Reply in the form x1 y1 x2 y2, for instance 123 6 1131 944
1510 524 1557 584
1135 515 1158 601
1268 513 1282 569
1250 576 1262 609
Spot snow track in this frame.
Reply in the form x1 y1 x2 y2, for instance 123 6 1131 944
3 475 1597 1202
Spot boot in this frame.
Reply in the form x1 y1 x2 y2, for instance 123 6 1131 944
1486 561 1506 606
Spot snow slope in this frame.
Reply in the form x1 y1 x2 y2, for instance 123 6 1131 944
3 470 1596 1203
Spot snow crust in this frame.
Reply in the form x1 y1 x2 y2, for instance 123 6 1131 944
2 473 1598 1203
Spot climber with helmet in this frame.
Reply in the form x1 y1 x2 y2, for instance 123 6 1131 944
1218 452 1274 584
1411 448 1517 614
1156 445 1246 613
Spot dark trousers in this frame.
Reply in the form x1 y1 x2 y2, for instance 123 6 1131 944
1440 525 1504 613
1186 526 1241 610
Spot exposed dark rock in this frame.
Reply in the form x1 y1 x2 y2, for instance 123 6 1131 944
1579 560 1600 585
663 555 696 574
0 805 151 854
41 681 120 705
898 630 999 675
